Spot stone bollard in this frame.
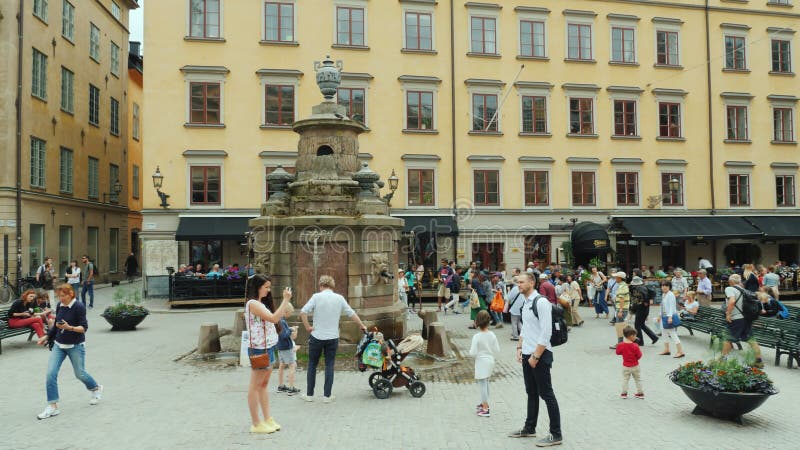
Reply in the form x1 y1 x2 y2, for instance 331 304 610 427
198 323 222 354
426 322 450 357
419 310 438 339
232 309 245 339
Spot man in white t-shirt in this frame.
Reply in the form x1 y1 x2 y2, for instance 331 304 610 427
300 275 366 403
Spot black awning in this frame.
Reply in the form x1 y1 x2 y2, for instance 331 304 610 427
620 216 763 240
175 216 253 241
398 216 458 235
746 216 800 239
570 222 612 254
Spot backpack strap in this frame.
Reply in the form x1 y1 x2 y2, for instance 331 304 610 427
508 291 524 310
732 286 746 317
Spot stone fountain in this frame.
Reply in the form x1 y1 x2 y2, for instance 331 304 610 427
249 56 406 345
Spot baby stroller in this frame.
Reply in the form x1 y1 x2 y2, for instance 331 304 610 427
356 330 426 399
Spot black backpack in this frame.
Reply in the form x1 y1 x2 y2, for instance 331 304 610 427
733 286 760 322
531 296 569 347
89 262 99 279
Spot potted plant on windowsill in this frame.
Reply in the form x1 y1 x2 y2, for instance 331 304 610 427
100 287 149 331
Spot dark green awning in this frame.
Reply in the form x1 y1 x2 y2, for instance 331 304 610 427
620 216 762 240
398 216 458 235
175 216 253 241
746 216 800 239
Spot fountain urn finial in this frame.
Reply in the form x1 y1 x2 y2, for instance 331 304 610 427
313 55 344 101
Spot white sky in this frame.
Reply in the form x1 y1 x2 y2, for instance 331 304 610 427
130 0 144 51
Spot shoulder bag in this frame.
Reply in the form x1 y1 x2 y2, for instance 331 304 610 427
245 301 272 369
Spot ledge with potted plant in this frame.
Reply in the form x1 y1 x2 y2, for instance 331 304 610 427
101 287 149 331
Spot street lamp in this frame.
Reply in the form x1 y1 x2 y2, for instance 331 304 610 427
152 166 170 208
646 177 681 208
102 180 123 203
382 169 400 206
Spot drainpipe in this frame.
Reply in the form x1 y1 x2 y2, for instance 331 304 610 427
704 0 716 215
449 0 458 261
15 0 24 280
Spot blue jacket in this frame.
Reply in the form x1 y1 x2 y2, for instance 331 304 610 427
276 318 293 351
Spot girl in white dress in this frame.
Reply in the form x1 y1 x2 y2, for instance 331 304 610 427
470 310 500 417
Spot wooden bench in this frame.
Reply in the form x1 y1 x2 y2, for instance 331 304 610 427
0 306 36 355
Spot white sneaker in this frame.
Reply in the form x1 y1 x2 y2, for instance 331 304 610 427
89 385 103 405
37 404 60 420
323 395 335 404
300 394 313 402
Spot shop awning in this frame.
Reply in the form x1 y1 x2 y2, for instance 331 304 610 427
570 222 612 254
745 216 800 239
398 216 458 235
619 216 763 240
175 216 253 241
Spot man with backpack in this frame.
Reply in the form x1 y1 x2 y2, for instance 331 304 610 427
509 272 563 447
35 257 53 287
436 259 454 312
80 255 96 309
722 274 764 368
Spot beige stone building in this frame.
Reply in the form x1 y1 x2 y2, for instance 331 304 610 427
0 0 138 282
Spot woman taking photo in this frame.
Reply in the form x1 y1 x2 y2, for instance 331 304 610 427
590 266 608 319
8 289 47 339
245 274 293 434
659 281 685 358
35 284 102 419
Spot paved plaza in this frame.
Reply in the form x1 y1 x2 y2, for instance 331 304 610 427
2 283 798 449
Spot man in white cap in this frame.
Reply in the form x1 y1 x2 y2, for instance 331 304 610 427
397 268 409 311
609 272 630 350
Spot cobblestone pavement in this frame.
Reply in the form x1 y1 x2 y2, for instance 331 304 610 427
1 284 798 449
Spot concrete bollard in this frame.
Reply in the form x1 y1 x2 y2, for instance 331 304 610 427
426 322 450 357
419 310 438 339
198 323 222 354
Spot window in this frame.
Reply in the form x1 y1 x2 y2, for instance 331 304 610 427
264 85 294 125
111 1 121 20
29 224 45 275
661 172 684 206
520 20 545 57
89 84 100 126
190 166 221 204
776 175 796 207
613 100 636 136
729 174 750 206
337 87 365 124
611 27 635 63
773 108 794 142
30 137 46 188
190 0 221 38
33 0 48 21
770 0 791 4
110 97 120 136
407 169 435 206
109 164 120 202
521 96 547 134
88 157 99 199
656 30 679 66
32 49 47 100
59 147 73 193
567 23 592 60
472 93 498 132
470 16 497 54
523 170 548 206
658 102 681 137
405 12 432 50
90 23 100 61
62 1 75 40
336 6 365 46
616 172 639 206
473 170 499 206
726 105 748 141
724 35 746 70
190 82 221 124
58 226 72 276
571 171 596 206
190 240 222 266
264 166 295 201
405 91 434 130
109 228 119 273
264 2 294 42
771 40 792 73
132 165 140 199
132 103 140 139
87 227 99 270
111 42 120 76
569 98 594 135
60 67 74 113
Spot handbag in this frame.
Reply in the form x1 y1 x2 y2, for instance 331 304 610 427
246 300 272 369
489 291 504 313
468 290 480 309
661 313 681 329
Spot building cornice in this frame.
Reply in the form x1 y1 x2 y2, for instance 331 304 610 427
611 158 644 165
767 94 798 102
720 92 754 100
607 85 644 94
566 157 601 164
563 9 597 18
402 154 442 161
562 83 601 92
341 72 374 81
771 162 799 169
518 156 554 163
652 88 688 97
656 159 688 166
398 75 442 84
514 6 550 14
724 161 755 168
464 2 502 10
467 155 505 162
514 81 554 90
464 78 506 87
607 13 640 21
255 69 304 78
182 150 228 157
180 65 230 75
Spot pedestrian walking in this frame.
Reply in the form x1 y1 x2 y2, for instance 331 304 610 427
658 281 685 358
36 284 103 419
590 266 608 318
34 257 53 287
300 275 367 403
610 272 630 350
40 262 56 306
397 268 409 311
436 259 453 312
722 274 764 368
509 272 563 447
470 311 500 417
616 326 644 399
80 255 95 308
505 277 524 340
566 274 584 326
444 266 463 313
629 276 658 346
244 274 294 433
124 253 139 283
65 260 81 291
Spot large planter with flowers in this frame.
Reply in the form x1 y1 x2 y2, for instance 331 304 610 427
100 288 149 331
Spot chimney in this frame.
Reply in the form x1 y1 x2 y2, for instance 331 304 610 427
130 41 141 57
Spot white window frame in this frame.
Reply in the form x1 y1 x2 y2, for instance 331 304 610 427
32 48 48 100
517 9 548 58
333 0 368 47
653 91 686 139
613 166 642 209
399 79 439 131
401 3 436 52
186 0 225 39
608 16 639 64
769 97 796 143
564 12 595 61
470 161 503 209
33 0 48 22
110 97 120 136
467 84 503 133
607 90 641 138
773 167 797 208
261 0 298 43
404 161 439 209
258 72 301 127
62 0 75 42
59 147 73 193
132 165 140 199
132 102 140 140
722 27 749 71
466 4 501 55
182 69 228 126
110 42 120 77
520 161 552 210
516 83 552 135
563 86 598 136
569 166 599 208
60 66 74 113
186 157 226 209
111 1 121 20
659 169 687 210
339 74 371 127
30 136 46 189
90 23 100 62
654 21 682 67
722 96 752 142
88 157 99 199
727 169 752 208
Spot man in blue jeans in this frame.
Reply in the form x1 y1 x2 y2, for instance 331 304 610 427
80 255 95 308
300 275 366 403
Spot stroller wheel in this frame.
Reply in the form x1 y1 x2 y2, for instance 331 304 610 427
368 372 382 388
372 378 393 399
409 381 426 398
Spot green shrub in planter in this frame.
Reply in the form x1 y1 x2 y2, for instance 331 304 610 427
101 288 149 330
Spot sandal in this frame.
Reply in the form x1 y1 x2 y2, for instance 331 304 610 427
673 353 686 358
658 352 671 356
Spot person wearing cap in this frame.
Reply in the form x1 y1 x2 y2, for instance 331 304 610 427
629 276 658 346
609 272 630 350
397 268 409 311
537 273 557 305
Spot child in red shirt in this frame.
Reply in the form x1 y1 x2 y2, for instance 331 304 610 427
616 326 644 399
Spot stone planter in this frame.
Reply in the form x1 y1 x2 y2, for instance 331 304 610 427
100 312 149 331
673 381 777 424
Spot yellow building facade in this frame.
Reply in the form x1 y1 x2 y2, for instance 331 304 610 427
142 0 799 289
127 41 144 271
0 0 138 282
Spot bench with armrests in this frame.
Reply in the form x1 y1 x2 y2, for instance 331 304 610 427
0 306 36 355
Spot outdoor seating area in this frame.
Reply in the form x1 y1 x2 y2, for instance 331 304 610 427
168 275 247 306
